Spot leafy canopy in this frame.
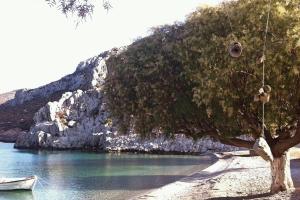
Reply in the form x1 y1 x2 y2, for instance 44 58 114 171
45 0 112 20
105 0 300 141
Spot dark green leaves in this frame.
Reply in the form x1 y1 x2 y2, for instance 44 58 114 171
105 0 300 140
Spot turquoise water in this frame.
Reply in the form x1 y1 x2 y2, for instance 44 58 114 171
0 143 212 200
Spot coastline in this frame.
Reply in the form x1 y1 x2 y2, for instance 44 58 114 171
132 148 300 200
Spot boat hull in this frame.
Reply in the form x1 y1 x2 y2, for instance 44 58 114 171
0 176 37 191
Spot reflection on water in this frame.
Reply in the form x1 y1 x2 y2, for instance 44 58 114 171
0 191 34 200
0 143 213 200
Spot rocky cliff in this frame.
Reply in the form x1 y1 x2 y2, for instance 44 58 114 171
14 48 244 153
0 51 109 142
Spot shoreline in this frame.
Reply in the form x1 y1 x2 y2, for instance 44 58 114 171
7 141 226 156
132 149 300 200
131 151 235 200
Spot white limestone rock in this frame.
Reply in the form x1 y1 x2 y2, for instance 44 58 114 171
15 88 113 150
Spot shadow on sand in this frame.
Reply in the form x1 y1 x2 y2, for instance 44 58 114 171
207 192 271 200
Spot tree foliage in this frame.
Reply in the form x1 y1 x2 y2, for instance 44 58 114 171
181 0 300 143
105 0 300 155
105 25 204 138
45 0 112 19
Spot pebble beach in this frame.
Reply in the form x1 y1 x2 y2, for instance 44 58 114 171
133 148 300 200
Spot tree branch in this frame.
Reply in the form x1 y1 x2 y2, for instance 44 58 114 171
219 137 255 149
272 121 300 157
194 118 256 149
207 130 255 149
277 128 294 140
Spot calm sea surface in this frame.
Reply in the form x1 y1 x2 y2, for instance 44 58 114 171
0 142 213 200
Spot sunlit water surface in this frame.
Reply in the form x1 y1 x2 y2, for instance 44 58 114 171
0 143 213 200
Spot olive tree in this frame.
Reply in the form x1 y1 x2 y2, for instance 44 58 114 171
104 0 300 193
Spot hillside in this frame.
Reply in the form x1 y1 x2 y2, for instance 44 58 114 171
0 91 17 105
0 52 108 142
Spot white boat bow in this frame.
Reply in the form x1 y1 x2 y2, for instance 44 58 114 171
0 176 37 191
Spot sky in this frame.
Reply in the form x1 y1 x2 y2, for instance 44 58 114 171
0 0 222 93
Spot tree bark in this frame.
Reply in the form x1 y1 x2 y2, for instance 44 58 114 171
270 151 294 193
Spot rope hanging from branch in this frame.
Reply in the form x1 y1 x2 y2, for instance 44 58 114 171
252 0 274 160
260 0 273 137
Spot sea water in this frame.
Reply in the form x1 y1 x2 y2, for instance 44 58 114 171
0 143 212 200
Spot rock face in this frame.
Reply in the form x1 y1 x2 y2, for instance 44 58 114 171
106 134 241 153
15 89 109 150
15 48 243 153
0 91 17 105
0 51 109 141
0 128 26 143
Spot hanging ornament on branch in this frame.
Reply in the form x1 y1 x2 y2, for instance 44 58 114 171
254 85 272 103
228 41 243 58
223 1 243 58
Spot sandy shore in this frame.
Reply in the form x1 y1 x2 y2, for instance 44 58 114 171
132 148 300 200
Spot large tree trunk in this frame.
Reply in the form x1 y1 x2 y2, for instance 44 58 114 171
270 151 294 193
